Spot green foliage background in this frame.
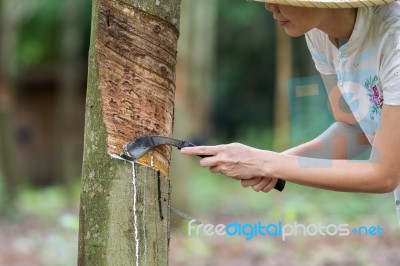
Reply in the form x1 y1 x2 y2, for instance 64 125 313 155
213 0 276 139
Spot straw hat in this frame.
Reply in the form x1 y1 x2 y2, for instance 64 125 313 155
250 0 396 8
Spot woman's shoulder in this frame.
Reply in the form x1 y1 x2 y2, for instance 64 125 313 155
305 29 336 75
373 2 400 28
305 28 327 46
374 2 400 15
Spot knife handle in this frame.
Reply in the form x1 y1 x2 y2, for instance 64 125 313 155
180 142 286 192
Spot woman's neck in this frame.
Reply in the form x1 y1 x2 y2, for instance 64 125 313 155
317 8 358 41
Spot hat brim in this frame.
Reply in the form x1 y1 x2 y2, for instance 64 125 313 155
250 0 395 8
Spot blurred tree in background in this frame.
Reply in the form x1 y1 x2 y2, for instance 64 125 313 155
171 0 217 224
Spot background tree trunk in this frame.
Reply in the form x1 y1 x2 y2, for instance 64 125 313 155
273 26 291 151
55 0 83 192
78 0 181 265
0 0 21 213
171 0 217 225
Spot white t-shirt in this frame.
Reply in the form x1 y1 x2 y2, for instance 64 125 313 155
305 3 400 222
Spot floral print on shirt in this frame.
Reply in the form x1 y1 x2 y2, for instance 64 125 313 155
365 75 383 120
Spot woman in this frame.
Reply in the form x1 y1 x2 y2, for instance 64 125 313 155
181 0 400 221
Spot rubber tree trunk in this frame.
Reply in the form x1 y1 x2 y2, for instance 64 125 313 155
78 0 181 265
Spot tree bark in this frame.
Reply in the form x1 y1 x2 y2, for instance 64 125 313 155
78 0 181 265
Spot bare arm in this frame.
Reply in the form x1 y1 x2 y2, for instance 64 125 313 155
181 105 400 193
271 104 400 193
181 75 400 193
284 121 370 159
256 74 370 191
237 121 370 192
246 74 370 191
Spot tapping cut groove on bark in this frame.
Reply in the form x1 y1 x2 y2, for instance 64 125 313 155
157 171 164 221
96 0 179 176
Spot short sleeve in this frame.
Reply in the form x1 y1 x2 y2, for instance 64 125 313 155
305 29 336 76
379 30 400 106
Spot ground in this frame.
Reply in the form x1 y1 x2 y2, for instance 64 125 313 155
0 211 399 266
1 179 399 265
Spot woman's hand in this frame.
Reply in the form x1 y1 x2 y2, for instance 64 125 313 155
241 177 278 193
180 142 278 182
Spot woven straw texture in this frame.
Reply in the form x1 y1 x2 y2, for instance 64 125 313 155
250 0 395 8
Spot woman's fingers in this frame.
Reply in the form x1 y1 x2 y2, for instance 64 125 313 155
209 166 220 174
261 178 278 193
241 177 262 188
181 143 271 182
252 177 272 192
180 146 218 156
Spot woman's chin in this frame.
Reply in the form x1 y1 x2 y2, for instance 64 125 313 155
284 28 305 37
